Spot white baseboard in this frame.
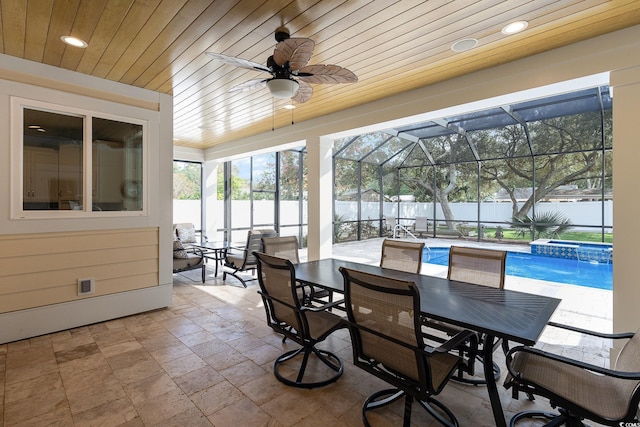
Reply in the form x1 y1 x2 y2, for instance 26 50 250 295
0 284 173 344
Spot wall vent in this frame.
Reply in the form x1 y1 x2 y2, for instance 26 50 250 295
78 278 94 295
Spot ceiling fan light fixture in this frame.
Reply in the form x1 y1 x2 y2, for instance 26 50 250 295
267 79 299 99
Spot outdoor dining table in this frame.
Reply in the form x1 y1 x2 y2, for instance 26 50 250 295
294 258 561 427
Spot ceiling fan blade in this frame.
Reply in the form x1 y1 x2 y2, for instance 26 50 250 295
292 80 313 103
205 52 271 73
273 38 315 70
228 79 268 93
297 64 358 84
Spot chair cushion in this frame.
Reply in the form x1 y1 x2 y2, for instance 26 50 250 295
226 253 245 268
176 226 196 243
173 254 203 270
173 239 189 259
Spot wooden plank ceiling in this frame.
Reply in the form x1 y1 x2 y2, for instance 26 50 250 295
1 0 640 150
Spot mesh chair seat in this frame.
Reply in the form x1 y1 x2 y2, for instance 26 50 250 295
305 310 343 340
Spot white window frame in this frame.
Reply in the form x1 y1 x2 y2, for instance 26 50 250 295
10 96 149 219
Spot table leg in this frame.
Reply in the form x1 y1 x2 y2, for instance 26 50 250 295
213 249 219 276
483 335 507 427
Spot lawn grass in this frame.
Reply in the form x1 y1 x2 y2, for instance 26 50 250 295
482 228 612 243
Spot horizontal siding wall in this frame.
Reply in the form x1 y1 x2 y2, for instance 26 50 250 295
0 227 159 313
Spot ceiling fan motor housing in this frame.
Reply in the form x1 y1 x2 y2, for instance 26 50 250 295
275 27 290 42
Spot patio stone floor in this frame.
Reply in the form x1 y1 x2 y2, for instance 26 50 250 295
0 238 613 426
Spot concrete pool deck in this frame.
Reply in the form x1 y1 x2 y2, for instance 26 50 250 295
319 237 613 367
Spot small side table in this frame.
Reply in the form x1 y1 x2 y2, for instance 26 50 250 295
193 241 237 277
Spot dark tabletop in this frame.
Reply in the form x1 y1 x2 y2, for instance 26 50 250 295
295 258 560 346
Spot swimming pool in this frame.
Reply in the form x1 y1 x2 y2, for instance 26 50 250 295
423 247 612 290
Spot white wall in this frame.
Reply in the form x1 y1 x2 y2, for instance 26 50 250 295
0 54 173 343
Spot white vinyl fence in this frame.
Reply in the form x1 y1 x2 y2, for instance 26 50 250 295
175 199 611 234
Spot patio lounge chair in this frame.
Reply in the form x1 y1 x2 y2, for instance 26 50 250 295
413 216 429 237
172 238 206 283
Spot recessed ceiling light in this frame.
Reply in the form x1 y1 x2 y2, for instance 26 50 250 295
37 128 46 132
501 21 528 35
451 38 478 52
28 125 41 129
60 36 88 48
283 104 296 110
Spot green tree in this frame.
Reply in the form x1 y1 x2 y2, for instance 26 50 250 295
216 163 250 200
251 150 306 200
173 162 200 200
480 112 611 219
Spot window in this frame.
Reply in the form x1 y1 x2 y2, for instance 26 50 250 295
12 98 146 217
173 160 202 229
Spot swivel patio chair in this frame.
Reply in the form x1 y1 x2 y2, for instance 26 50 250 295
254 252 345 388
504 321 640 426
340 267 478 427
380 238 425 273
423 245 507 385
223 229 277 287
262 235 333 306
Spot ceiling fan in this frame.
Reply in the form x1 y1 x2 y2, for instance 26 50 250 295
205 27 357 103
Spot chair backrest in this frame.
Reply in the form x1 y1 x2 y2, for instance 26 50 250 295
173 222 199 243
385 216 396 227
341 268 422 379
254 251 303 334
615 329 640 372
262 236 300 264
242 229 277 267
415 216 428 232
380 239 425 274
447 246 507 289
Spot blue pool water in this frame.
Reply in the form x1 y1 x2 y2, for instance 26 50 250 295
423 247 612 290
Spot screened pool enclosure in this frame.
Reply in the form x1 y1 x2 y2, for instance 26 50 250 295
218 86 612 246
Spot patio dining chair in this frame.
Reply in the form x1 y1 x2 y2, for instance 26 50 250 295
223 229 277 287
423 245 507 385
254 252 345 388
262 235 333 306
504 321 640 426
340 267 478 427
379 238 425 274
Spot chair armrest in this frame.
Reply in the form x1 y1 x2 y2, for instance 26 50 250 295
506 345 640 380
428 329 478 355
547 321 634 340
301 299 345 312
